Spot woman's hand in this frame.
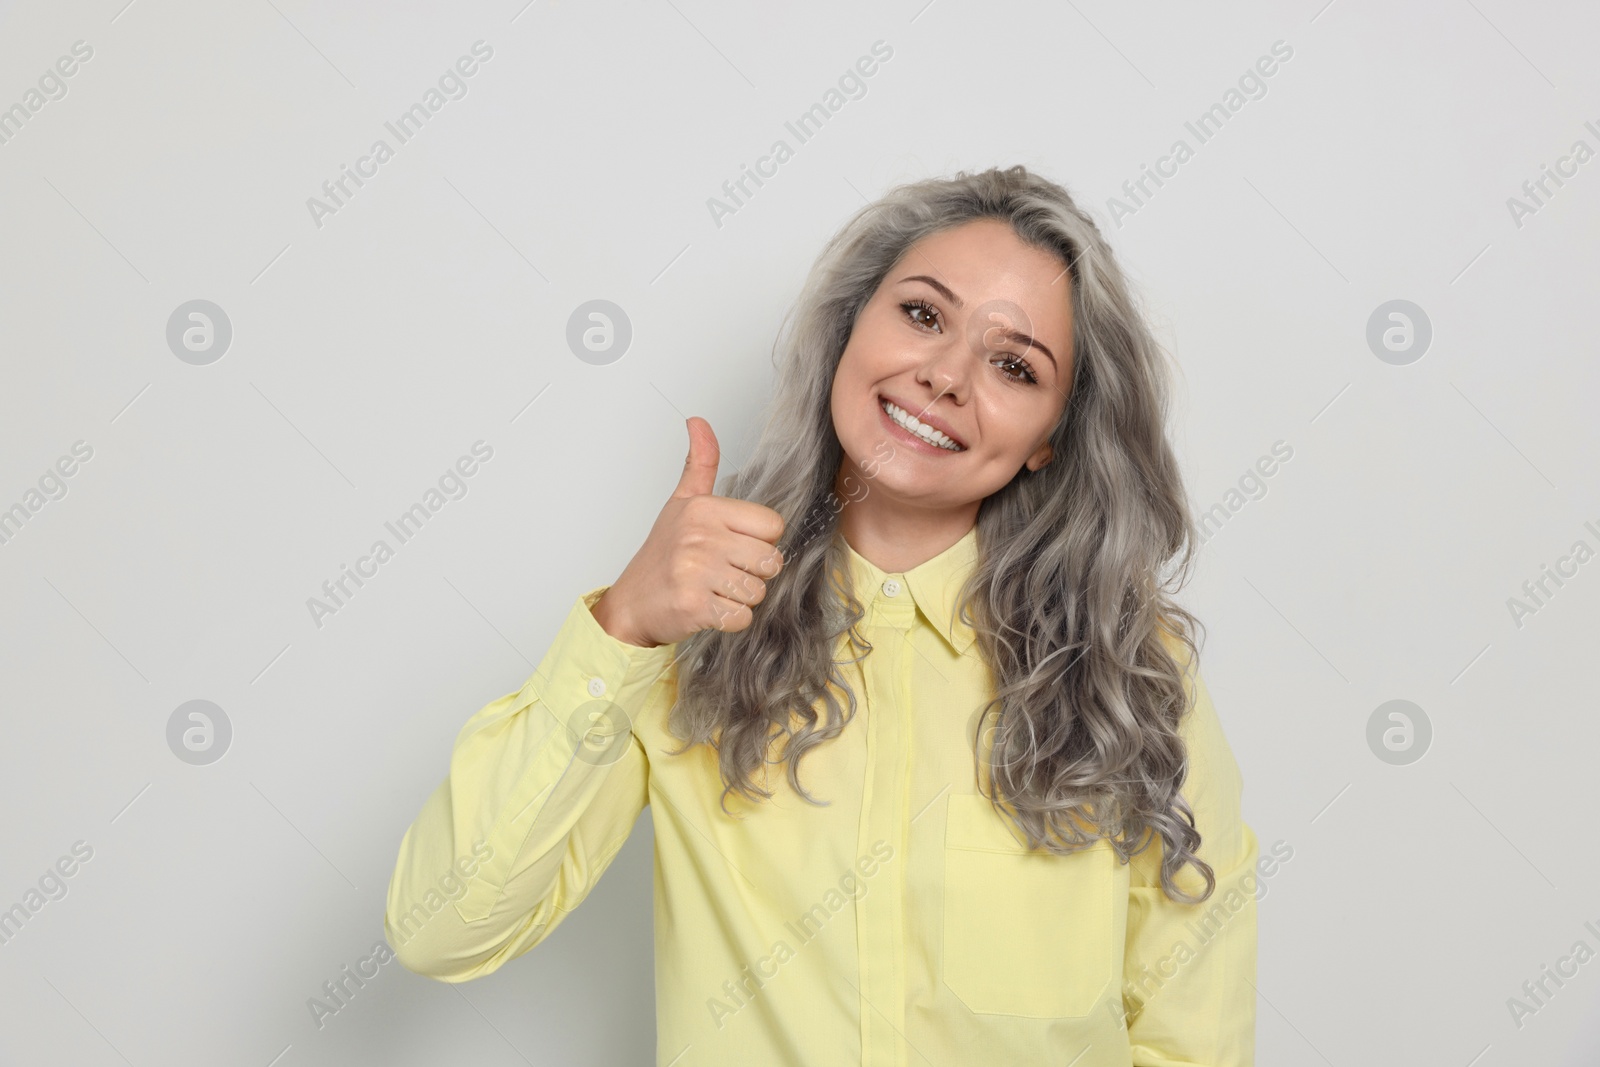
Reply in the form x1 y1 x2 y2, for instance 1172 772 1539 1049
590 417 786 648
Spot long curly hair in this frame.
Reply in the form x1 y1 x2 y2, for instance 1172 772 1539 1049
658 164 1214 904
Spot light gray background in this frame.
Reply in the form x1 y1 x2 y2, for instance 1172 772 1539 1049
2 0 1597 1064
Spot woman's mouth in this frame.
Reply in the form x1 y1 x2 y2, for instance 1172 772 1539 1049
878 397 966 452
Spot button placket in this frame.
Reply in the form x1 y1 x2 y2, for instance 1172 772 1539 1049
853 588 913 1065
869 566 917 626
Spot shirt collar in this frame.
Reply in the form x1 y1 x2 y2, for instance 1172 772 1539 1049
837 525 980 656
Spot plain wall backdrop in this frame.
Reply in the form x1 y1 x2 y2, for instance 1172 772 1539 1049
1 0 1597 1063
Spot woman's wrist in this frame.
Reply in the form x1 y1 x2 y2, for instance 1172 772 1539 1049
590 588 656 648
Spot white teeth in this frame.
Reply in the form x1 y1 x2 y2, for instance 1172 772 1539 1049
881 399 963 451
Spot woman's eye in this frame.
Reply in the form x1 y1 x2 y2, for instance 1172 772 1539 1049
903 299 1037 384
902 300 941 331
993 355 1039 385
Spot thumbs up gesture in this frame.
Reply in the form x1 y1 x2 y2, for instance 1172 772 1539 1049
590 417 787 648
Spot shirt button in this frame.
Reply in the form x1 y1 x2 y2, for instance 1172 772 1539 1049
587 677 607 697
882 579 901 597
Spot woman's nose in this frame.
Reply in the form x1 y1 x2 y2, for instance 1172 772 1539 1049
921 327 980 398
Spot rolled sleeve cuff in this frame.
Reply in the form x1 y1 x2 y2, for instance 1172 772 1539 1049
450 585 679 922
511 585 680 716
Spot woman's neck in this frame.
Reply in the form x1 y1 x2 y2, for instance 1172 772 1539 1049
833 460 977 573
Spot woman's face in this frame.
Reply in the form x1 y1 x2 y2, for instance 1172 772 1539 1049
829 218 1073 513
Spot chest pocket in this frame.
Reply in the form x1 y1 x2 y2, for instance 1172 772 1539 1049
942 792 1116 1018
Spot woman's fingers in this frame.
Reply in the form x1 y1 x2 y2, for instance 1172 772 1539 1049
706 590 754 632
713 563 767 607
727 532 785 581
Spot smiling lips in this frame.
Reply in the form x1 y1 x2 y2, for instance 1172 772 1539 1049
878 396 966 452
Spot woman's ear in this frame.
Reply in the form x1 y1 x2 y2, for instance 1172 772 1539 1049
1025 442 1054 472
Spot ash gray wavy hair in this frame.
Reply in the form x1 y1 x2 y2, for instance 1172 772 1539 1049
660 164 1214 904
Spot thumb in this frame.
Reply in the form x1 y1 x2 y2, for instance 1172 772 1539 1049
671 416 720 499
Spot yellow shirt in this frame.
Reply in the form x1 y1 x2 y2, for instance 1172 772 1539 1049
385 524 1258 1065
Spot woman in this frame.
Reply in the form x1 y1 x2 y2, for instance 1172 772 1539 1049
384 165 1259 1066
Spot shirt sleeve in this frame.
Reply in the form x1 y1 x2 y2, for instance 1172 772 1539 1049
384 584 679 982
1123 656 1259 1065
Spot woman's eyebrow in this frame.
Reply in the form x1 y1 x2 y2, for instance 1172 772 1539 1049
897 274 1058 373
900 274 966 309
